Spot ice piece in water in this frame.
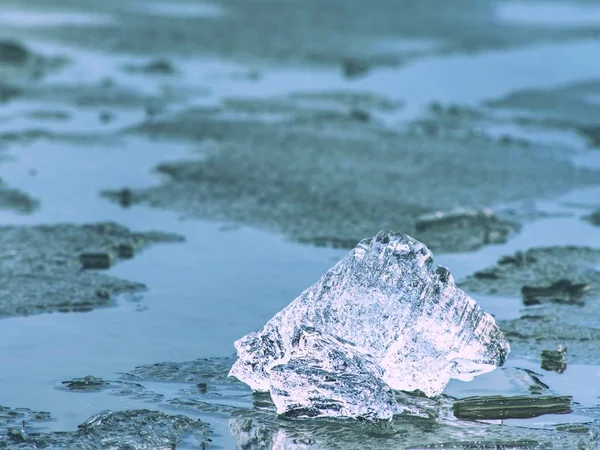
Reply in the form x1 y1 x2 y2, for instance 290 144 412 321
269 326 422 419
230 230 509 401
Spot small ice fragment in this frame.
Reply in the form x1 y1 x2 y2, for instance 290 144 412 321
230 231 510 416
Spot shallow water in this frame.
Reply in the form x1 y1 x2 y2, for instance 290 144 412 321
1 0 600 448
495 1 600 27
0 9 115 27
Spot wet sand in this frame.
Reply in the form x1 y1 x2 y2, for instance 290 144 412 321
1 0 600 448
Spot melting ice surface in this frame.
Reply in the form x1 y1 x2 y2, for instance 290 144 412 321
230 231 510 419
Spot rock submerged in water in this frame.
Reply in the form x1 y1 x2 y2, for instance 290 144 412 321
229 231 510 419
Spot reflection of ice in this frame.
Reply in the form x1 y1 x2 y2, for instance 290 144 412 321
228 403 593 450
230 231 509 418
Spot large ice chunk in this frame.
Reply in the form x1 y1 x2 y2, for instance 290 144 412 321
269 326 422 420
230 231 509 407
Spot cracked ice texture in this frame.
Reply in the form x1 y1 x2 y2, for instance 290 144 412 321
230 231 510 404
269 326 422 419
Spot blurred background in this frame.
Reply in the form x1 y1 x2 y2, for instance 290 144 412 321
1 0 600 448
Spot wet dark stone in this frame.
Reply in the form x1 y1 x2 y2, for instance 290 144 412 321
62 375 110 391
577 124 600 148
0 83 21 102
453 395 573 420
341 58 370 79
349 108 371 122
498 134 514 145
99 110 113 123
498 251 537 267
429 102 443 114
0 180 39 214
521 279 589 306
95 289 111 299
103 187 134 208
585 210 600 226
555 424 592 434
116 242 135 258
0 40 30 66
473 269 500 280
0 222 184 317
79 252 113 270
541 345 567 374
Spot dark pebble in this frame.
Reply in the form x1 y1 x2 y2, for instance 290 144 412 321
143 59 175 74
341 58 370 79
0 40 30 65
99 111 114 123
453 395 572 420
349 109 371 122
585 210 600 226
116 243 135 258
473 270 499 280
80 252 113 270
115 188 133 208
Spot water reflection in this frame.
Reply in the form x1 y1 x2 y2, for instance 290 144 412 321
228 404 595 450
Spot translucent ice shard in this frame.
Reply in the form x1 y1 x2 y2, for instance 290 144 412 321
230 230 510 413
269 326 422 420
